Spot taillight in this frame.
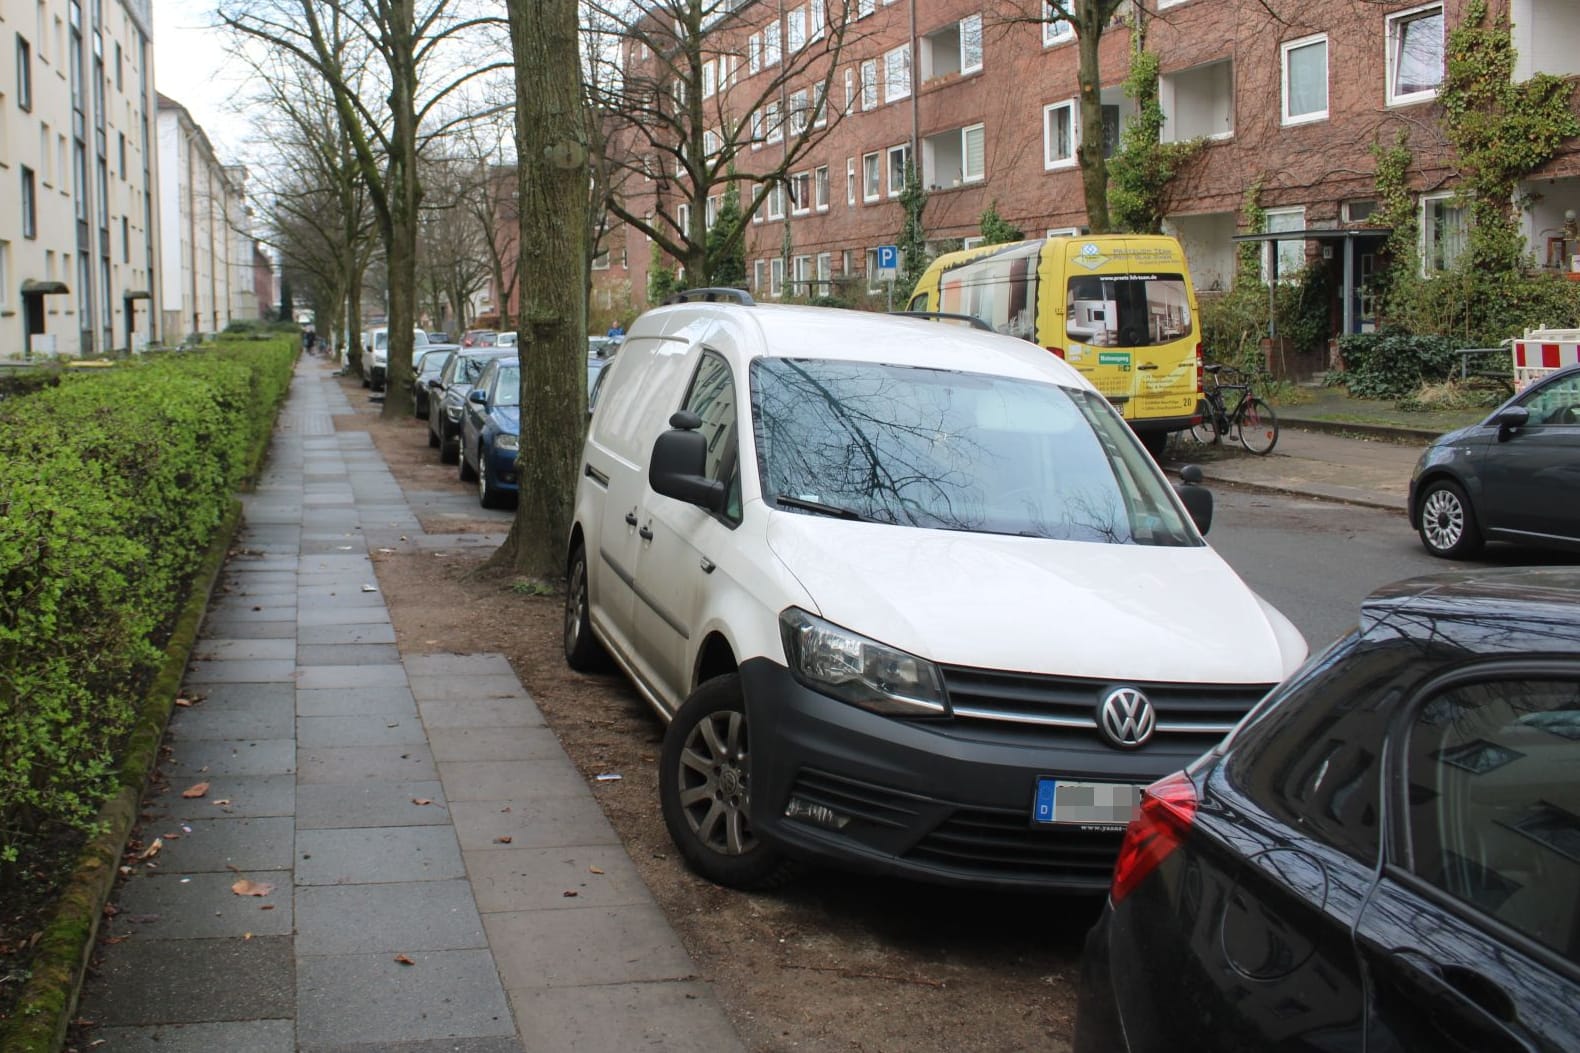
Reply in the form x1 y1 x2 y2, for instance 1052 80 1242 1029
1110 771 1198 904
1046 346 1066 359
1194 342 1204 392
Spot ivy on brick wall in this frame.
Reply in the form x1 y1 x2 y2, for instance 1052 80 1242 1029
1108 44 1204 234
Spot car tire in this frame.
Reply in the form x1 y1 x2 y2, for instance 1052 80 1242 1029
1416 479 1484 559
427 423 440 448
563 545 608 671
477 446 506 508
659 674 801 891
1138 431 1168 462
439 432 459 465
458 441 478 482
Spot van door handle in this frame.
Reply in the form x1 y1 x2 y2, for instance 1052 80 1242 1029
1138 363 1159 370
638 525 654 541
624 512 638 526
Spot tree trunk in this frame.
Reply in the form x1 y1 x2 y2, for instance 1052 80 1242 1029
1075 0 1111 234
380 0 421 418
489 0 587 580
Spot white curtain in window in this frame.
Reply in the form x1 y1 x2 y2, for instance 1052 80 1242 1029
1286 40 1327 117
963 124 985 180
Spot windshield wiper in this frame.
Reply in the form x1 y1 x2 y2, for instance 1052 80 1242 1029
774 494 871 521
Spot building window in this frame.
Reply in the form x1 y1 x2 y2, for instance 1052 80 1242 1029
764 21 781 66
1387 3 1444 105
1421 194 1467 275
770 256 785 297
793 254 812 296
860 58 878 110
922 123 985 188
920 14 982 81
1043 2 1073 46
1281 34 1328 125
884 44 911 102
962 236 985 250
814 165 830 210
1043 100 1077 168
862 151 881 201
815 252 831 296
748 33 762 73
17 35 33 111
788 88 810 135
591 249 610 270
1263 206 1306 282
857 0 874 16
787 5 806 52
790 171 812 215
677 202 692 234
846 158 856 205
1160 59 1234 141
753 259 767 292
765 100 783 143
844 67 854 113
886 143 912 197
702 60 716 98
1342 199 1377 223
118 132 126 178
121 215 128 261
865 248 883 292
22 166 38 239
767 182 786 220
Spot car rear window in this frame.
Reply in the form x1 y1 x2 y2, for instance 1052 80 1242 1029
1065 274 1191 348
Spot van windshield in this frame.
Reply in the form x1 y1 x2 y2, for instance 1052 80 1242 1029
750 358 1199 545
1065 273 1191 348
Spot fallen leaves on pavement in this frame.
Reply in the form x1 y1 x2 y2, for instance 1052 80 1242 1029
231 879 275 897
180 782 210 799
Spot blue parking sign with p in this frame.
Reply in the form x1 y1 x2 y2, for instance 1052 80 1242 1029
876 245 899 272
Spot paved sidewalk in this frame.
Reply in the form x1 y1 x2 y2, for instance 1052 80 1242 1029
76 358 744 1052
1174 424 1429 513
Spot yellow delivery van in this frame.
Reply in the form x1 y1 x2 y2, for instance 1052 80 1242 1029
906 235 1202 456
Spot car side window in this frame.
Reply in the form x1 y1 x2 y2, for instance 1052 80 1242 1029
682 351 742 523
1519 374 1580 427
1402 675 1580 963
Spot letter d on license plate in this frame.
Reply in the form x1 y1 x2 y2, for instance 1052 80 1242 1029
1033 778 1140 826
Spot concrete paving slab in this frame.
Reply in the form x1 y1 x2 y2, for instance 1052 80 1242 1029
484 906 697 988
183 659 298 684
296 663 409 690
161 739 295 777
180 681 295 706
295 825 466 886
297 643 404 666
294 880 486 955
191 638 297 662
509 982 745 1053
201 617 299 640
448 798 620 851
152 816 295 873
404 653 516 678
296 745 436 784
295 780 450 829
107 870 294 940
297 715 430 748
205 600 299 622
295 950 515 1047
426 726 570 764
227 557 302 573
150 774 296 820
85 936 294 1026
408 674 531 702
301 1038 524 1053
418 698 545 729
223 580 300 598
466 846 652 913
91 1020 295 1053
300 621 398 646
296 588 388 607
436 758 587 801
295 685 417 717
169 699 295 741
297 605 391 628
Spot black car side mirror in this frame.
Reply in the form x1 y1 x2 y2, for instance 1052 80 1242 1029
1175 464 1214 535
468 389 488 405
650 413 725 512
1495 405 1529 441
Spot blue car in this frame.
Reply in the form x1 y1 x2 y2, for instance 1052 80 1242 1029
458 356 520 508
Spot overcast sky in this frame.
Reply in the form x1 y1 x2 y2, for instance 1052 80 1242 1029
153 0 252 161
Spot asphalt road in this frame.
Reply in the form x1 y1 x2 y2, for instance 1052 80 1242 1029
1206 486 1579 654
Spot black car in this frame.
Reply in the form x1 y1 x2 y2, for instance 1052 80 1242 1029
1410 364 1580 558
410 345 457 420
428 348 509 463
1075 567 1580 1053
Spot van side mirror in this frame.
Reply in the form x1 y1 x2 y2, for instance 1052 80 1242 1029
1495 404 1529 440
1175 464 1214 535
650 414 725 513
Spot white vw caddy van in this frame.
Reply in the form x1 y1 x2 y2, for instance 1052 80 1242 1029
565 290 1306 892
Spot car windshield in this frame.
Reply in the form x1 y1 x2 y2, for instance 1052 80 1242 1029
750 358 1198 545
460 356 493 383
494 365 520 407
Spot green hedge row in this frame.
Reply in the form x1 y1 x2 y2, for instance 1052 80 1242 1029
1333 330 1467 400
0 340 295 868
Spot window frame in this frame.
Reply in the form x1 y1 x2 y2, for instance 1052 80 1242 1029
1420 192 1468 276
1386 2 1445 107
814 164 830 210
1262 205 1307 284
1043 100 1078 170
790 170 812 216
860 58 879 110
884 44 911 103
960 13 983 74
1281 33 1330 126
886 143 911 198
1042 2 1074 45
862 151 881 202
21 166 38 239
17 34 33 111
962 123 986 183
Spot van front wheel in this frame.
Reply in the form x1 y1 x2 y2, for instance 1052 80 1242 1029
659 675 800 891
1137 430 1169 462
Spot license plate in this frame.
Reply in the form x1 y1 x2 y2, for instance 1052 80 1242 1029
1033 778 1141 826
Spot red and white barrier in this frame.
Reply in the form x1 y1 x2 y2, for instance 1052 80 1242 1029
1513 328 1580 392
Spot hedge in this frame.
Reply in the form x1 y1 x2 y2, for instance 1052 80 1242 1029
1333 330 1465 400
0 340 295 870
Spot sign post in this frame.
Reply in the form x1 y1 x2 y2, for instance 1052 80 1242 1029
875 244 899 311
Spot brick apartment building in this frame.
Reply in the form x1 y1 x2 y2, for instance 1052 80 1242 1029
579 0 1580 339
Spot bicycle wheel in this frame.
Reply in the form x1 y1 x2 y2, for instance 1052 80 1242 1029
1189 402 1221 444
1237 397 1279 455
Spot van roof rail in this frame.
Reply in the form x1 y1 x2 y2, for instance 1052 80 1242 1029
891 311 993 332
663 287 756 306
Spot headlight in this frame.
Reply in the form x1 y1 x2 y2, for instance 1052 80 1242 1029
496 433 518 451
445 401 462 421
779 608 948 717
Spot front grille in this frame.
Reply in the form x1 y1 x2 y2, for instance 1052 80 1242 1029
909 804 1123 883
789 769 922 830
940 665 1272 740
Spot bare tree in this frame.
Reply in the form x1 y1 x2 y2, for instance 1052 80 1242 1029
219 0 509 416
586 0 866 286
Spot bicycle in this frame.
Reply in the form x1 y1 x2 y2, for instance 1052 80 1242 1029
1190 364 1279 455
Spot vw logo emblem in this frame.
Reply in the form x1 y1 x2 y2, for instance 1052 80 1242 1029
1098 687 1155 748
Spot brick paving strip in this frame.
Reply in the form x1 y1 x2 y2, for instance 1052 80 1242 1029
77 357 745 1052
